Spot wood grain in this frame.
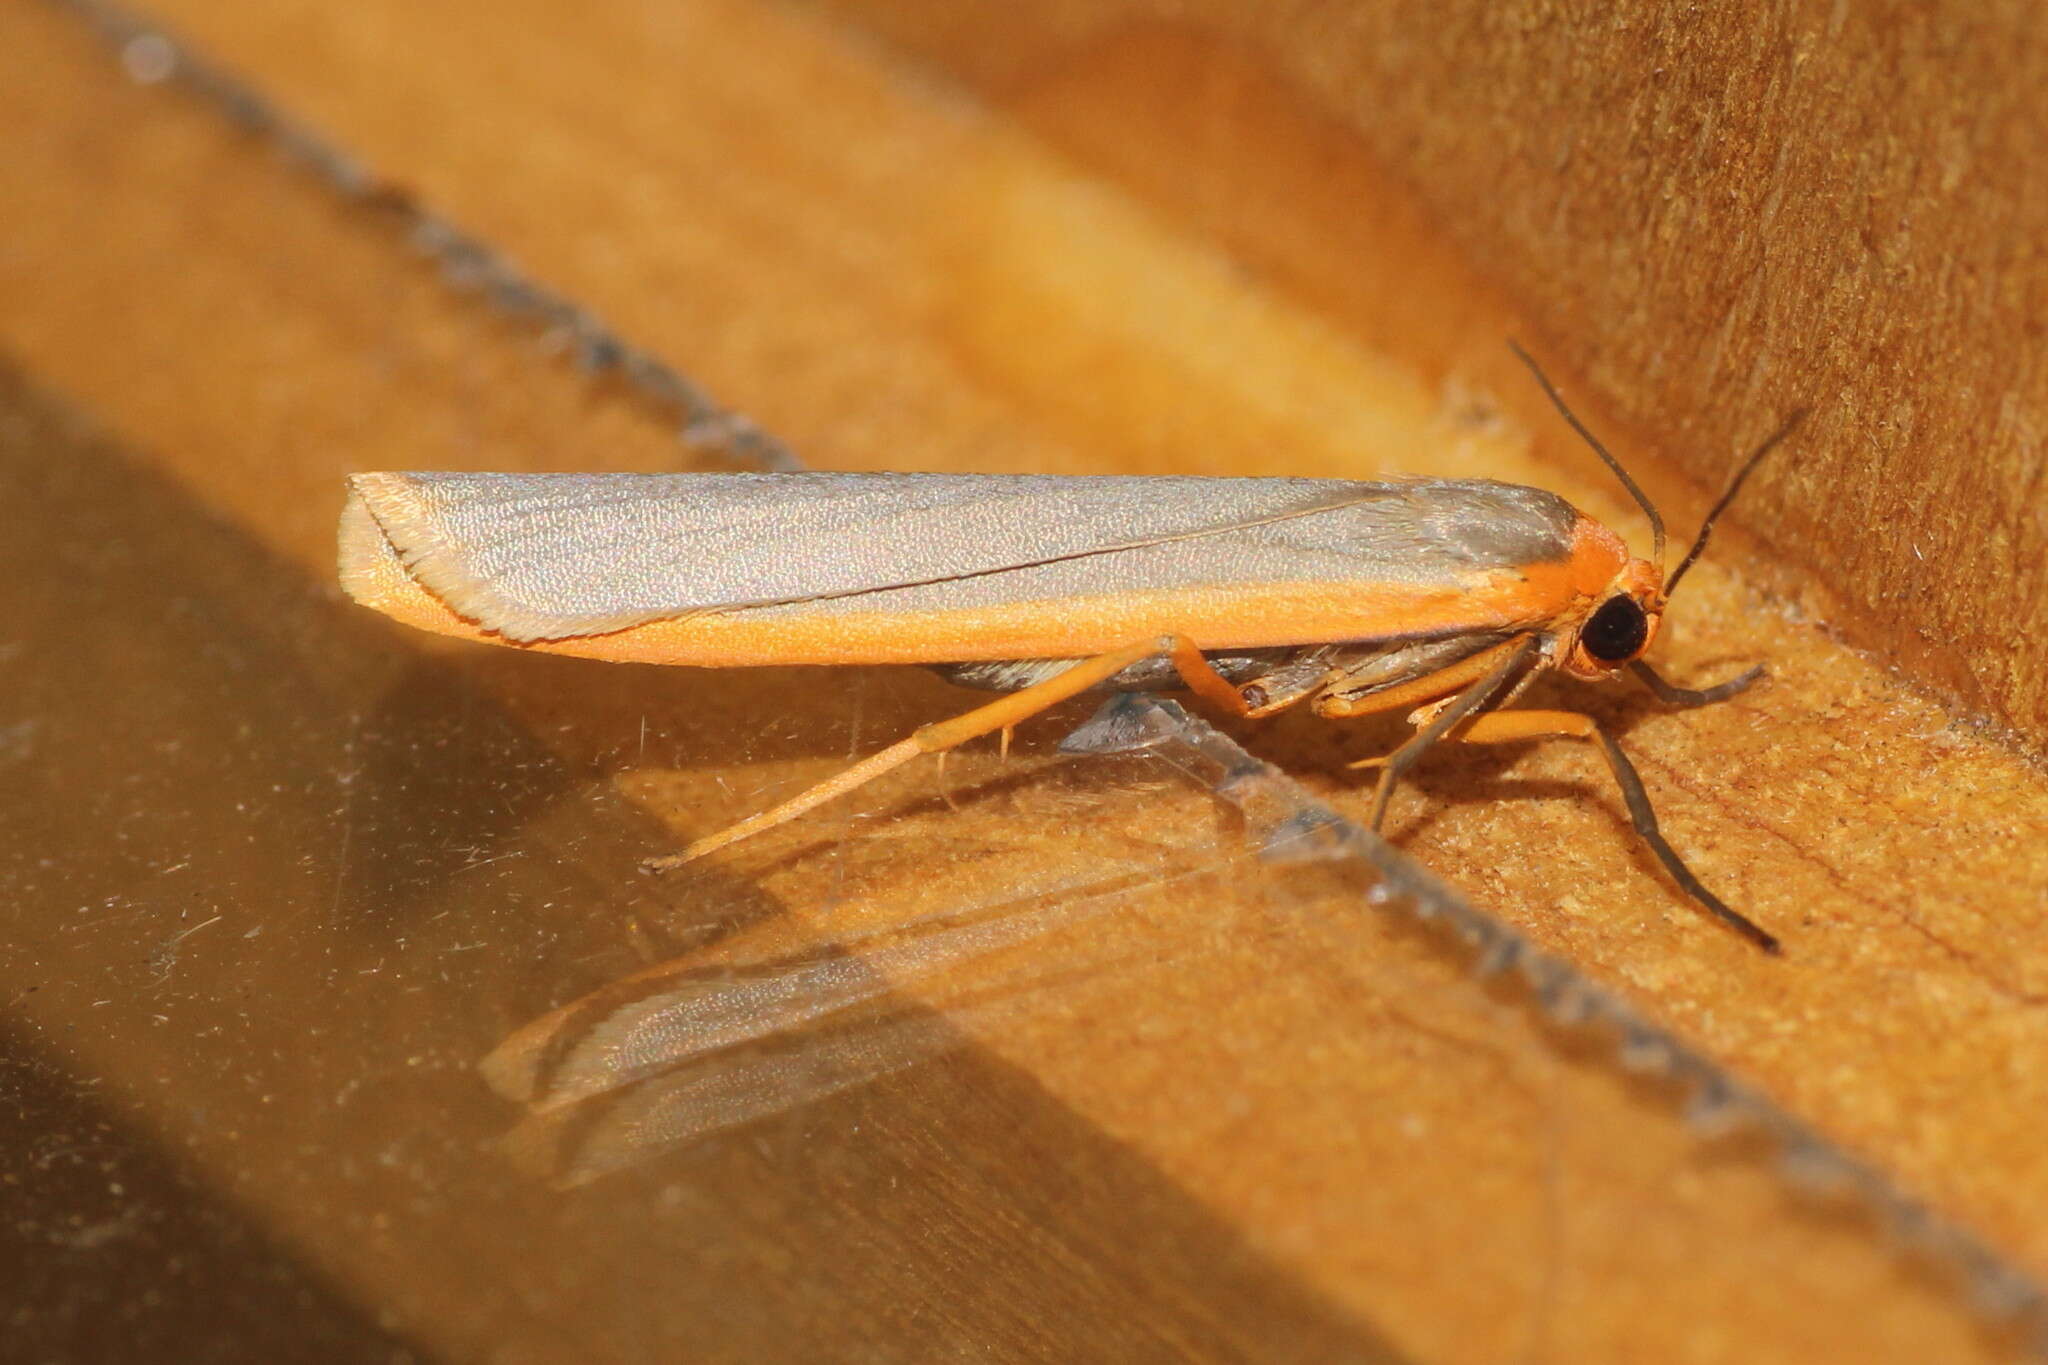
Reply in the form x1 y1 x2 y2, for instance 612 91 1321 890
817 0 2048 752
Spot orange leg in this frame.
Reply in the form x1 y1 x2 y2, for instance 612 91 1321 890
1363 640 1538 833
1311 636 1537 722
647 636 1252 870
1401 707 1780 953
1446 709 1595 744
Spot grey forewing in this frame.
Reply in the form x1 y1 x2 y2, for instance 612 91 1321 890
360 471 1581 642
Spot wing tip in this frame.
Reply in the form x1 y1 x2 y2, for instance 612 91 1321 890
339 471 597 644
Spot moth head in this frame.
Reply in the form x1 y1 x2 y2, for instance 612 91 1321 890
1559 559 1663 680
1506 341 1807 679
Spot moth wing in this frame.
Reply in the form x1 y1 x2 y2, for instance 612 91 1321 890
340 471 1433 643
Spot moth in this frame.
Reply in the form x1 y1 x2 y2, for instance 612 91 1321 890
340 351 1802 950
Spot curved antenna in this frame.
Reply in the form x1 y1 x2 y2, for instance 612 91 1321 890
1664 407 1808 597
1508 340 1665 568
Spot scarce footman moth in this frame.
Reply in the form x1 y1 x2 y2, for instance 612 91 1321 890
339 349 1802 950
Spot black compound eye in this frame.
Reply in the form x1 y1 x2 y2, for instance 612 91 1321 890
1582 595 1649 663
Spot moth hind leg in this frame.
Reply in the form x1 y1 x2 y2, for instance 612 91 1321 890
646 635 1251 871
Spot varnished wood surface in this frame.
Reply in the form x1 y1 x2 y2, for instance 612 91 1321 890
2 2 2045 1362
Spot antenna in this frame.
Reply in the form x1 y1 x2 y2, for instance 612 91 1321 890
1507 341 1666 569
1664 407 1808 597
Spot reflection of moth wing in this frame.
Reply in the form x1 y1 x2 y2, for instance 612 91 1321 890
483 866 1185 1188
477 691 2048 1345
482 875 1158 1113
497 997 1038 1189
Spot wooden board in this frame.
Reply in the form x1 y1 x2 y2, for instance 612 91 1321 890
3 2 2044 1362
